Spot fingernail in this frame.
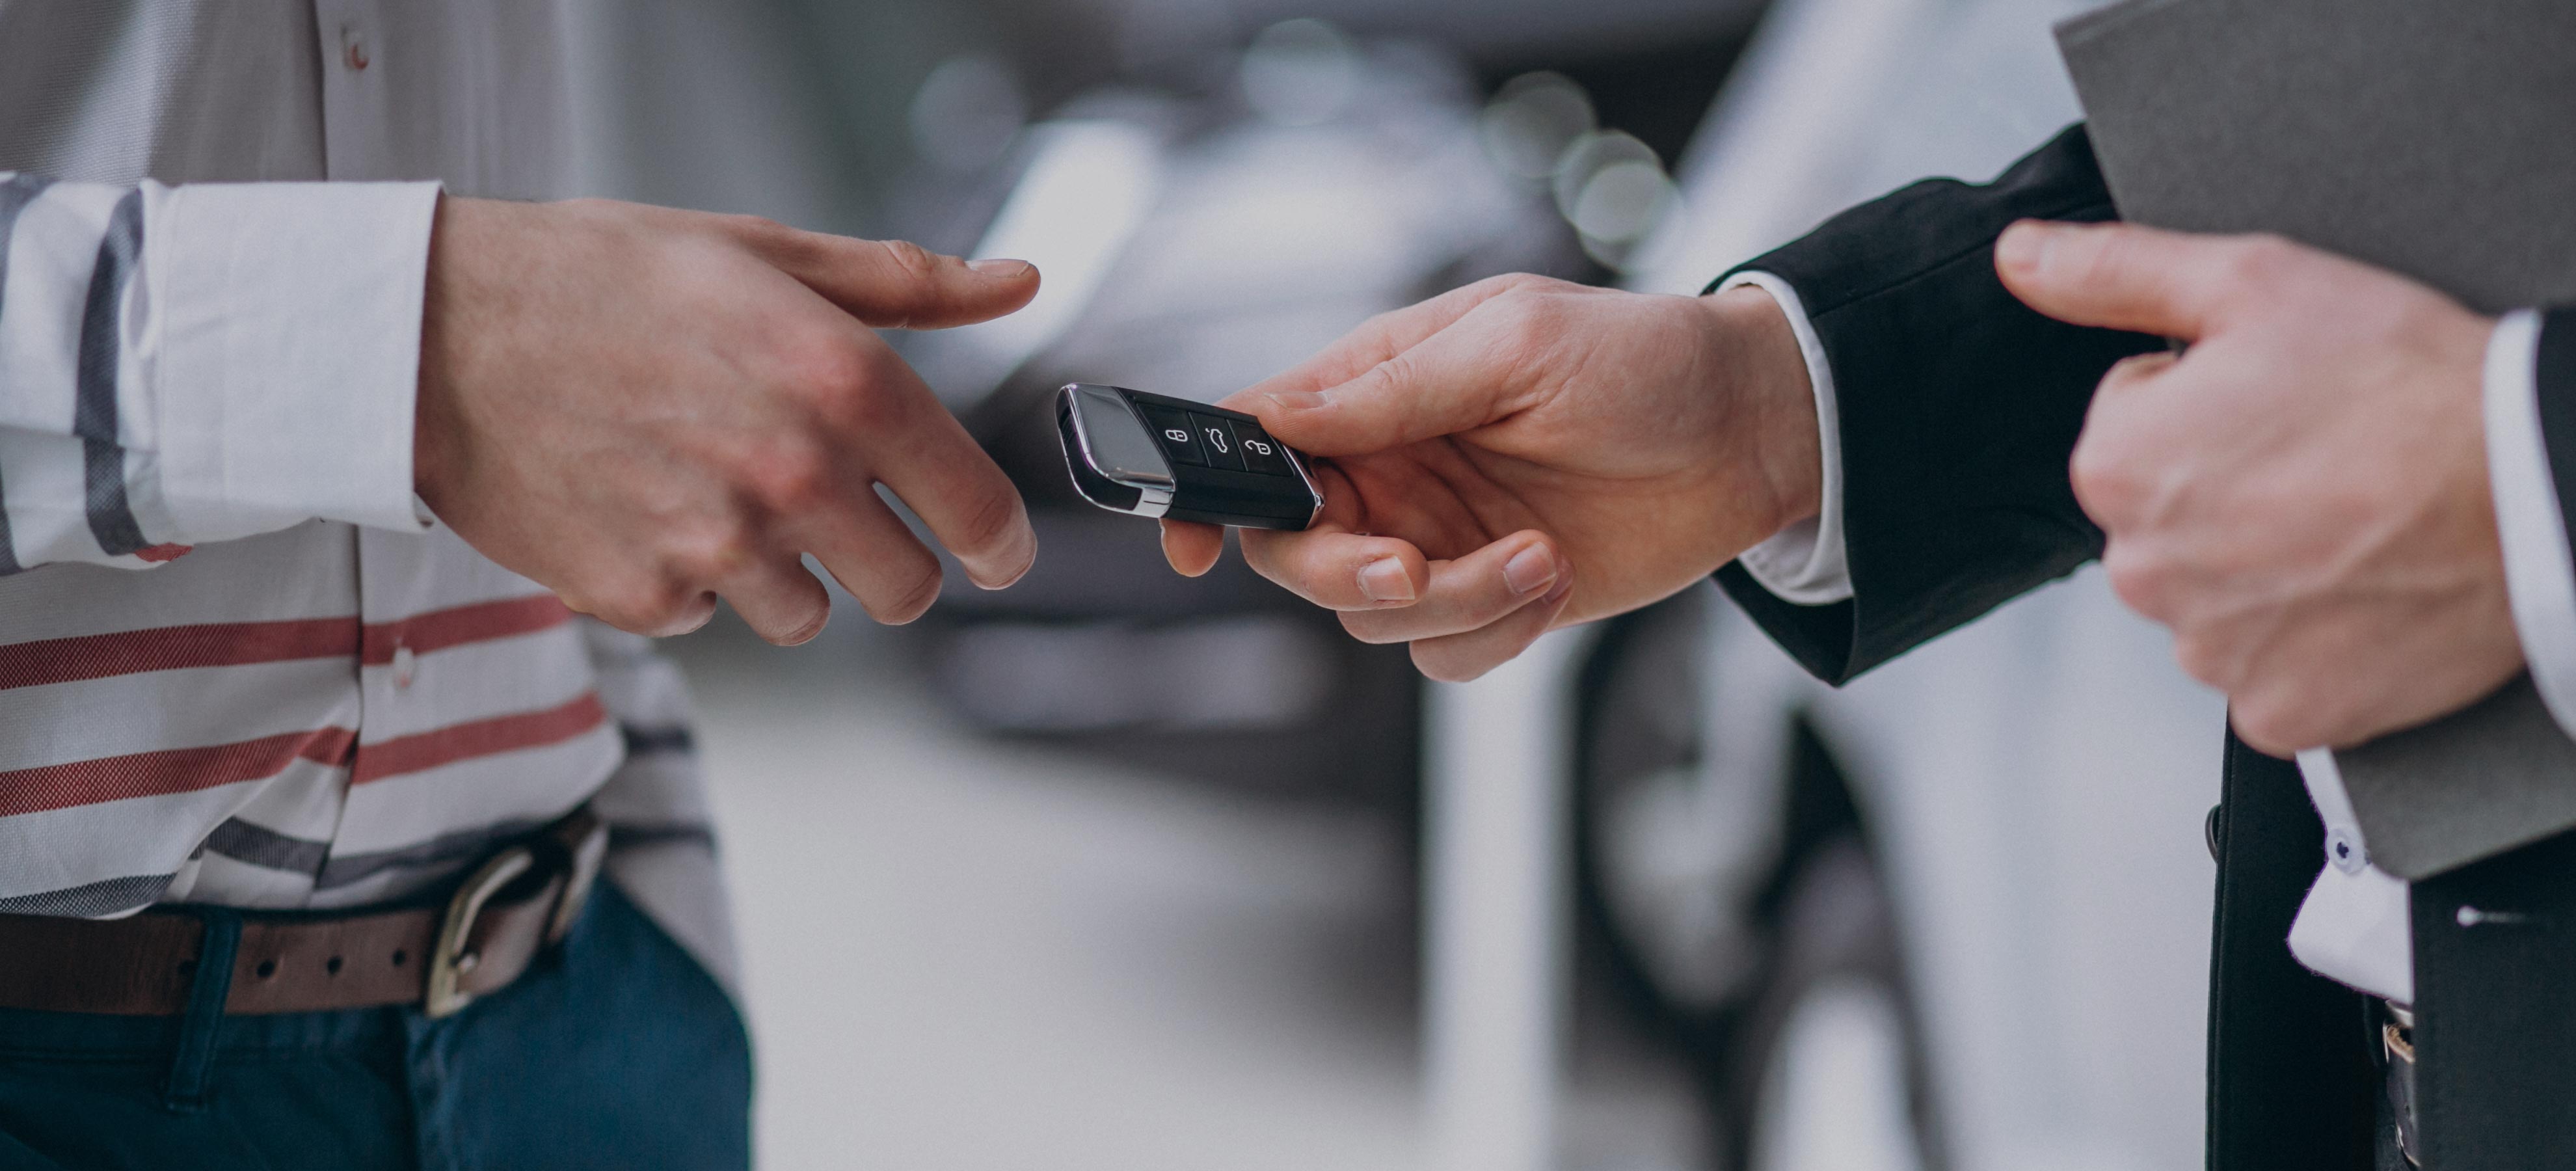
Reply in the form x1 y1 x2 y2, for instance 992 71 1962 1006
969 258 1033 277
1542 571 1574 606
1995 222 2057 276
1503 546 1557 595
1265 390 1330 412
1359 557 1415 603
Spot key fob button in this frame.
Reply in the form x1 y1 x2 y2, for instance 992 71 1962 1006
1139 405 1207 466
1229 419 1292 476
1190 412 1248 471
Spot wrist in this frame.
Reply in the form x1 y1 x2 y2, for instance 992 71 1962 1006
414 194 468 510
1701 284 1823 541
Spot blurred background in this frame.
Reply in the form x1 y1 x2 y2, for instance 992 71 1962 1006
563 1 2228 1168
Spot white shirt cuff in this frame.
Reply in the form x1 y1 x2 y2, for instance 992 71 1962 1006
2287 748 2415 1003
1719 271 1852 604
148 180 440 539
2480 309 2576 738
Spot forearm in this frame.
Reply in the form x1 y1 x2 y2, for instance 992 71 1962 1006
0 173 436 572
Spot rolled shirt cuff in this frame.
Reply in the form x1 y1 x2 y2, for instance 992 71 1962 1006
150 180 440 539
1717 271 1852 605
2481 308 2576 738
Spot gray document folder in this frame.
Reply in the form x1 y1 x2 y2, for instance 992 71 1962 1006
2057 0 2576 879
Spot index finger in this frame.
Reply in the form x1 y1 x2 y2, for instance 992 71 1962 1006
1994 220 2272 341
1216 274 1544 411
743 223 1043 330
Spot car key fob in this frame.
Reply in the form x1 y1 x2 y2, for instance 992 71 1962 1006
1055 383 1323 530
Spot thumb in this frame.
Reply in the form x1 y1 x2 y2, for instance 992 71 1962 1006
1996 220 2251 341
1250 316 1521 457
755 229 1041 330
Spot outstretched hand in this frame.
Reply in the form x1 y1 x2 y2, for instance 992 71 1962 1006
416 196 1042 645
1161 274 1819 680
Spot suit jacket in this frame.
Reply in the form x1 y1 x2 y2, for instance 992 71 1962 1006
1710 124 2576 1171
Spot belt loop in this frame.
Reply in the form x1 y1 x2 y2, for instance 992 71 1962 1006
163 906 242 1112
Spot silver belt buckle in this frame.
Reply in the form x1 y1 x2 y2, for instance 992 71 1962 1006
423 809 608 1020
425 844 535 1020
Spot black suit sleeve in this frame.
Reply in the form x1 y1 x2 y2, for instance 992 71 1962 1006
1708 124 2166 684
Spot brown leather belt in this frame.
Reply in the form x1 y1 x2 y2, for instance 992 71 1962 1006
0 808 607 1019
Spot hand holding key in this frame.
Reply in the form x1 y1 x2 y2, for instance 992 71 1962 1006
1159 274 1822 680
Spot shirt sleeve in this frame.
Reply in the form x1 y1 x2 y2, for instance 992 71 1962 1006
1716 271 1853 605
2483 308 2576 737
0 172 438 574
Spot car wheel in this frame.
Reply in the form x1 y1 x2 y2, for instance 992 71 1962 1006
1728 837 1942 1171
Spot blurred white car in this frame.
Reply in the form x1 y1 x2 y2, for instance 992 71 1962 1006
1583 0 2229 1168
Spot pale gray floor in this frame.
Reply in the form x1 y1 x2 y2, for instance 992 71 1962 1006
674 621 1423 1170
670 617 1709 1171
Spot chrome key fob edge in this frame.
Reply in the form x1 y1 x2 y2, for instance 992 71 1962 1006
1055 383 1323 531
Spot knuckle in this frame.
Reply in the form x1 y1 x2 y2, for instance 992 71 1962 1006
743 440 833 511
952 483 1026 556
780 336 906 431
731 213 788 240
1492 288 1563 337
656 509 758 576
2100 546 2173 618
779 331 872 400
2229 693 2315 756
879 563 945 623
2224 235 2297 286
615 578 697 630
2170 630 2240 692
667 535 755 587
2069 440 2141 526
875 238 945 285
1468 272 1544 299
2072 227 2137 288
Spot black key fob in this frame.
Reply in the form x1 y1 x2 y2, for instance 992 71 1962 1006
1055 383 1323 531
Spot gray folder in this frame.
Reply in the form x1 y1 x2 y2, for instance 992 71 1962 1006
2056 0 2576 880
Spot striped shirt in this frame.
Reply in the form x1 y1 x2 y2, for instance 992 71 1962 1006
0 1 736 989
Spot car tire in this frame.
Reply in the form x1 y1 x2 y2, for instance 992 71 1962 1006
1725 836 1943 1171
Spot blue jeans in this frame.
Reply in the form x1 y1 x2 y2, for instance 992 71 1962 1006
0 882 751 1170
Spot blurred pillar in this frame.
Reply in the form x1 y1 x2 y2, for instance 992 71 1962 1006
1423 628 1587 1171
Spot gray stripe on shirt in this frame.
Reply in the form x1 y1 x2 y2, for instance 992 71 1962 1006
74 187 146 556
315 817 552 891
204 816 331 879
609 822 718 854
0 872 172 917
619 723 697 757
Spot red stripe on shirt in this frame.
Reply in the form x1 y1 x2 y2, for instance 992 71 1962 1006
0 593 573 692
0 618 361 691
351 692 608 785
360 595 574 664
0 726 356 818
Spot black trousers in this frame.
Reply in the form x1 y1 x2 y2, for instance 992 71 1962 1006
2209 734 2576 1170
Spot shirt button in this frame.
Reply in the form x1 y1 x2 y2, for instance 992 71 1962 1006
392 644 417 690
343 33 370 72
2327 827 2367 874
